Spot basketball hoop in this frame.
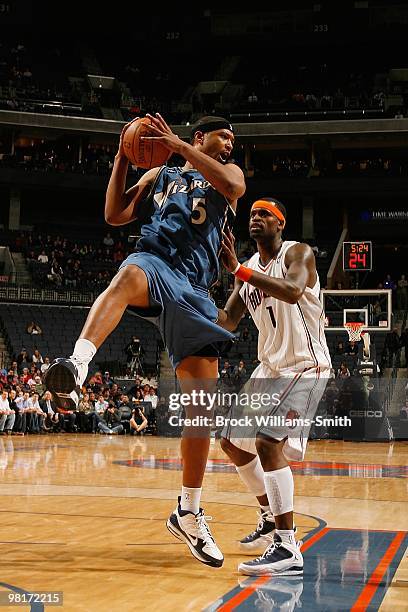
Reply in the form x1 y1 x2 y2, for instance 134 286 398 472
344 322 365 342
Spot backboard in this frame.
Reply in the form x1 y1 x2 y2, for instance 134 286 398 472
320 289 392 332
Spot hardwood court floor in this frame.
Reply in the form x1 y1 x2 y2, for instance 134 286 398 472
0 435 407 611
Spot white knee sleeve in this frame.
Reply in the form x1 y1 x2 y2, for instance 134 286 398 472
236 456 266 497
264 466 294 516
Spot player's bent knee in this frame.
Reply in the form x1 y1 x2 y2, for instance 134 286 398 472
109 265 149 302
220 436 235 456
255 435 281 457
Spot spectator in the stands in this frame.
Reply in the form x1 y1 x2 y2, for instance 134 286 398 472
220 360 232 382
17 349 31 372
335 340 346 355
232 360 247 388
117 395 133 433
397 274 408 310
94 394 109 422
98 403 123 435
77 392 95 432
0 389 15 435
41 356 51 374
57 403 76 432
95 393 109 431
26 369 37 387
87 391 96 406
383 274 396 292
10 362 18 376
26 321 42 335
89 371 103 393
6 370 18 388
143 386 158 409
346 341 358 356
48 258 63 286
14 391 27 434
150 387 158 407
33 375 45 396
8 390 23 436
32 393 47 432
20 367 30 383
23 391 38 432
337 362 351 379
37 250 48 264
109 383 122 403
102 232 115 247
131 389 144 405
372 300 383 325
102 371 113 388
400 399 408 419
32 348 43 365
40 391 62 432
130 405 148 435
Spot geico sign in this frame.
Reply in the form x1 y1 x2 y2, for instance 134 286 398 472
349 410 383 418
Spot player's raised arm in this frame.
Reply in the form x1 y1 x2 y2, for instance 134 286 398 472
222 229 316 305
142 113 246 206
104 118 160 226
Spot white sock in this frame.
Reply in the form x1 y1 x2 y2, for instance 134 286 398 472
260 504 272 515
264 466 294 517
276 529 296 546
180 486 202 514
71 338 97 364
236 456 266 497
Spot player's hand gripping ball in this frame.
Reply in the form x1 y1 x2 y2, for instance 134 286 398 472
122 117 170 168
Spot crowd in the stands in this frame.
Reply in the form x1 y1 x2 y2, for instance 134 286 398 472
0 342 160 436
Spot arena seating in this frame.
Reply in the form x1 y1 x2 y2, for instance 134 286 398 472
0 303 161 375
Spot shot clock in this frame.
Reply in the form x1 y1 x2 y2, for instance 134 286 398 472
343 241 372 272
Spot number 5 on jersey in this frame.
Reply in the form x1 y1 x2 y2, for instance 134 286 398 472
191 197 207 225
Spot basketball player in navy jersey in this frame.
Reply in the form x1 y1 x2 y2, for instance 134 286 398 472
218 198 331 576
44 113 246 568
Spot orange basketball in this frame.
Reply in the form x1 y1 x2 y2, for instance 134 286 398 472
122 117 170 169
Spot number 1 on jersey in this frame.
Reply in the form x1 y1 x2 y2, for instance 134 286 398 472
267 305 276 327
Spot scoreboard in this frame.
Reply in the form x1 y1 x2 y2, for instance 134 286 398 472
343 241 372 272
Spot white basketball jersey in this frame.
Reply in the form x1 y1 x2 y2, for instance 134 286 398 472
239 241 332 376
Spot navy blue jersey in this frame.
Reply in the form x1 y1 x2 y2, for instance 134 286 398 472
135 166 235 289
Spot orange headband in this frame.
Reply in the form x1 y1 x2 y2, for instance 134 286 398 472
251 200 286 228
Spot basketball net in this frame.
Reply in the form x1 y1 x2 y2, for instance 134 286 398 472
344 322 370 359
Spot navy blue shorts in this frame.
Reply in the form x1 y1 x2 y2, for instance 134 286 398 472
119 252 234 369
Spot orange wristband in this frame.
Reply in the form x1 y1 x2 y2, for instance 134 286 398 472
235 265 253 282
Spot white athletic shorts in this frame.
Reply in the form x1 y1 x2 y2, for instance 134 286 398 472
221 363 330 461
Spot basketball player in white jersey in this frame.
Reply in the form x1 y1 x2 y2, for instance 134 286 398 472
217 197 331 576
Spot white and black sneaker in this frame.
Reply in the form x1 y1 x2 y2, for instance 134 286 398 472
167 497 224 568
239 510 297 555
238 533 303 576
239 509 276 553
44 358 87 410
